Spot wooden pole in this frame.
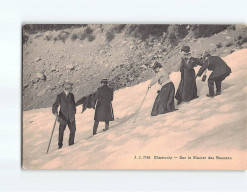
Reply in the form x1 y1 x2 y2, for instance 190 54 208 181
46 115 58 154
133 87 149 124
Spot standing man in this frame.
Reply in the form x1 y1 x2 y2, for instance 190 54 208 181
196 52 232 97
93 79 114 135
52 81 76 149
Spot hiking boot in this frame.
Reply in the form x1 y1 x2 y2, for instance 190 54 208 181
215 91 221 96
93 128 97 135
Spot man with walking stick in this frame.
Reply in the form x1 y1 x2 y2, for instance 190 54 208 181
52 81 77 149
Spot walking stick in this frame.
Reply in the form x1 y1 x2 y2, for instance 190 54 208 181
133 87 149 124
46 115 58 154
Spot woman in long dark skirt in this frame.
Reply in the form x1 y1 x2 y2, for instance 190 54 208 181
175 46 202 105
148 61 176 116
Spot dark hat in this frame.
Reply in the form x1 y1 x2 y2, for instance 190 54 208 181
63 81 73 89
101 78 108 84
151 61 162 70
203 51 211 58
181 46 191 54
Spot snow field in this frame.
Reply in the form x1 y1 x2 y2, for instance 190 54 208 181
23 49 247 169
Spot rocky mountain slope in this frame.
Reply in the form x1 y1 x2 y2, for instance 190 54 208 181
22 24 247 110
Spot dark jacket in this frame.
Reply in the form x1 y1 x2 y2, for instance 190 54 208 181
75 93 97 113
197 56 232 80
94 85 114 122
52 92 76 123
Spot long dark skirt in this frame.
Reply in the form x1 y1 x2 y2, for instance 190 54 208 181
175 70 197 103
151 82 176 116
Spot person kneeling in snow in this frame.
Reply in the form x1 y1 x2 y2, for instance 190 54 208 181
148 61 176 116
93 79 114 135
52 81 76 149
196 51 232 97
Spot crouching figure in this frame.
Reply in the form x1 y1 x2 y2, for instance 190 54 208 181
197 52 232 97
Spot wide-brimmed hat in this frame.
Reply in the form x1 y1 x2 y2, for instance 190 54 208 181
101 78 108 84
181 46 191 54
63 81 73 89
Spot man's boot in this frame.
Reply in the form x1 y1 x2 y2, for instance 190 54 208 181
93 120 99 135
215 91 221 96
103 121 109 132
207 80 215 98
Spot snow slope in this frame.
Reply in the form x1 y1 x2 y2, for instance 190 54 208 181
22 49 247 170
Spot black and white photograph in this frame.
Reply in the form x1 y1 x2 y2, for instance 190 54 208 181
22 24 247 169
1 0 247 192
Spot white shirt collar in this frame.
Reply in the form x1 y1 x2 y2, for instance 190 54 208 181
64 90 70 96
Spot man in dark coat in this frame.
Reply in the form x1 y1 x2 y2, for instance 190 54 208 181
196 52 232 97
52 81 76 149
93 79 114 135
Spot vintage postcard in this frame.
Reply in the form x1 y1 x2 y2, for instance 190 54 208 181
22 24 247 169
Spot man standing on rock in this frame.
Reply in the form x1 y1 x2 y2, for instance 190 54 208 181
93 79 114 135
196 51 232 97
52 81 76 149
